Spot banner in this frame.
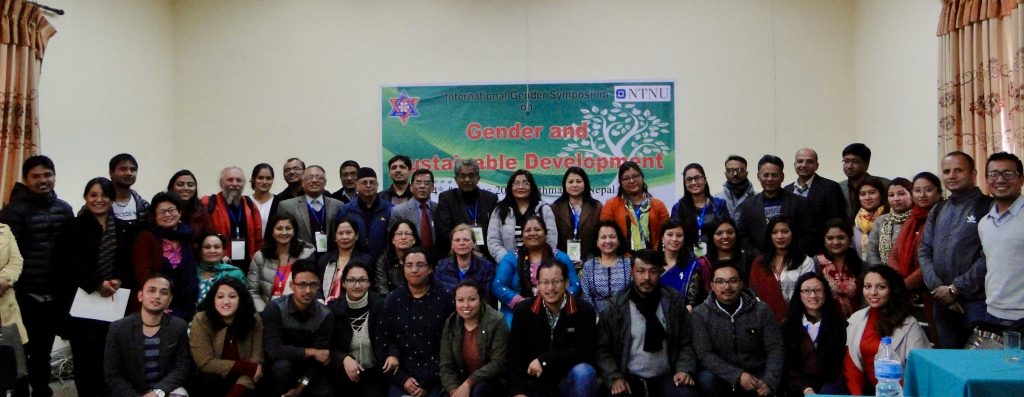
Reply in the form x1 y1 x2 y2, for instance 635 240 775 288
381 81 675 202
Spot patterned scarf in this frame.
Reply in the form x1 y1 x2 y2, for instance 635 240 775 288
95 215 118 280
625 194 652 250
877 209 911 262
892 205 932 279
854 207 884 255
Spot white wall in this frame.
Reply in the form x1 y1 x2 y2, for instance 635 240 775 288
29 0 941 208
38 0 175 209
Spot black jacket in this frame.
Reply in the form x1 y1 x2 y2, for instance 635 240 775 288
784 174 846 254
507 295 597 396
434 188 499 261
736 190 813 255
70 212 135 293
327 292 384 370
691 289 784 391
0 183 73 295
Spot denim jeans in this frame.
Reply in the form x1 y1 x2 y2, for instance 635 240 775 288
613 373 698 397
933 299 986 348
557 363 598 397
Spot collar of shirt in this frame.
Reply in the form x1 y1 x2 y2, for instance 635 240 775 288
544 295 568 330
795 174 816 191
305 195 323 208
986 194 1024 222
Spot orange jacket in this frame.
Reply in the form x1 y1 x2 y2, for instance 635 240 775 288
600 195 669 251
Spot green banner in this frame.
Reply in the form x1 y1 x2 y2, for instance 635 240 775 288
382 81 675 202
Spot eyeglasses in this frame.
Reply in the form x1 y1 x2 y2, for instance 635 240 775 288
621 174 642 183
986 170 1021 180
412 180 433 186
394 231 414 237
537 278 565 287
293 282 319 291
726 168 746 175
512 181 532 188
712 278 741 286
344 278 370 285
156 208 179 216
456 173 479 180
800 288 825 295
303 175 326 182
684 175 705 183
403 262 429 269
284 166 304 173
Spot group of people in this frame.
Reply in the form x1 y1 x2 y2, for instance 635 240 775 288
0 142 1019 397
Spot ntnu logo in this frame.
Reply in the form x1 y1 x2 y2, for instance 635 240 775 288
613 85 672 102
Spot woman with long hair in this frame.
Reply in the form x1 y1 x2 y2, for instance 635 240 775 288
189 277 264 397
886 172 943 342
658 218 708 309
434 224 496 306
843 265 929 395
167 169 211 239
853 177 889 260
782 273 848 395
439 280 508 397
748 216 816 322
698 217 754 282
670 163 729 257
319 217 371 303
866 178 914 265
195 232 247 304
578 220 632 315
132 192 199 320
248 163 278 238
374 220 421 294
487 169 558 261
814 219 864 318
327 261 386 396
245 212 316 311
601 161 670 251
551 167 603 268
492 215 579 326
68 177 135 396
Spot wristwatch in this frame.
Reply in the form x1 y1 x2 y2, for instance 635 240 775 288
948 284 958 296
153 390 166 397
299 377 310 387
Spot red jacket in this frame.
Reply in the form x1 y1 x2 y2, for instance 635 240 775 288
200 193 263 261
600 195 669 250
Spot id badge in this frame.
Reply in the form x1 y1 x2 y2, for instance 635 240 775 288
695 241 708 258
231 239 246 260
472 226 485 245
567 240 582 262
315 232 328 253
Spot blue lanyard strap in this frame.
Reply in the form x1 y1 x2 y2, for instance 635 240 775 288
467 200 479 225
696 204 708 237
306 200 326 232
227 203 243 237
570 205 581 239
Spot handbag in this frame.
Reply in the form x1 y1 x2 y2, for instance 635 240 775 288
0 312 27 380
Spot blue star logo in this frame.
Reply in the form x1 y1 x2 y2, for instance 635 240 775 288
388 90 420 125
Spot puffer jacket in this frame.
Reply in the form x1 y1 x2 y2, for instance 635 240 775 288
690 288 784 392
0 183 73 295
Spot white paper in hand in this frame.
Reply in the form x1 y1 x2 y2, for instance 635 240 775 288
69 288 131 322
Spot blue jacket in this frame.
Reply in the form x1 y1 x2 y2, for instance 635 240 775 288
337 196 393 265
492 249 579 326
434 255 497 307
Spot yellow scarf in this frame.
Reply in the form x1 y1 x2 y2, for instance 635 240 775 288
855 207 885 255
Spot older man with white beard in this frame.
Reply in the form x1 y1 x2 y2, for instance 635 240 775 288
201 166 264 272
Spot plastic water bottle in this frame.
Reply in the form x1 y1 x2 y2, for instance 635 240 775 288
875 336 903 397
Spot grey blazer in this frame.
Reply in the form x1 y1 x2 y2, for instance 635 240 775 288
389 198 438 239
278 195 345 246
104 313 192 396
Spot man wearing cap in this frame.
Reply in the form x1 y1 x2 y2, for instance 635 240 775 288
337 167 393 264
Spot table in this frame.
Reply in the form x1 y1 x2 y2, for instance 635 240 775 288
905 349 1024 397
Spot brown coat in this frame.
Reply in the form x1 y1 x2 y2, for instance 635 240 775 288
188 311 264 389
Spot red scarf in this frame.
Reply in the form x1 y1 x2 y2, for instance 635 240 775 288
891 205 931 279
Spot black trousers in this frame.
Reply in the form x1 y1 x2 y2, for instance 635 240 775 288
68 318 109 397
14 291 61 397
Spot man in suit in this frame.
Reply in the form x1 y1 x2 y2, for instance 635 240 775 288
434 159 499 261
784 148 846 255
390 169 438 256
330 160 360 204
104 274 192 397
737 155 813 254
278 165 345 255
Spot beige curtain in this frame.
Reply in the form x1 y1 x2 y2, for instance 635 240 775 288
0 0 54 205
938 0 1024 189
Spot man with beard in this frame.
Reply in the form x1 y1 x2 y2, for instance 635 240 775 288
261 262 335 397
278 158 306 202
596 249 697 397
692 263 782 397
380 154 413 206
714 155 756 221
0 155 74 397
104 274 192 397
278 165 345 255
109 153 150 229
330 160 360 204
201 166 263 271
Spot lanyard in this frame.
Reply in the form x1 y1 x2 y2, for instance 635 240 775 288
631 204 647 245
570 205 581 239
467 200 479 225
274 255 292 283
696 204 708 238
680 258 698 294
227 203 243 238
306 200 326 232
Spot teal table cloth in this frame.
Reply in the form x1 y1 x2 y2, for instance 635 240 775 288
905 349 1024 397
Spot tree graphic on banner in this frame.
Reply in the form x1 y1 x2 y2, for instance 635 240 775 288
557 102 671 159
